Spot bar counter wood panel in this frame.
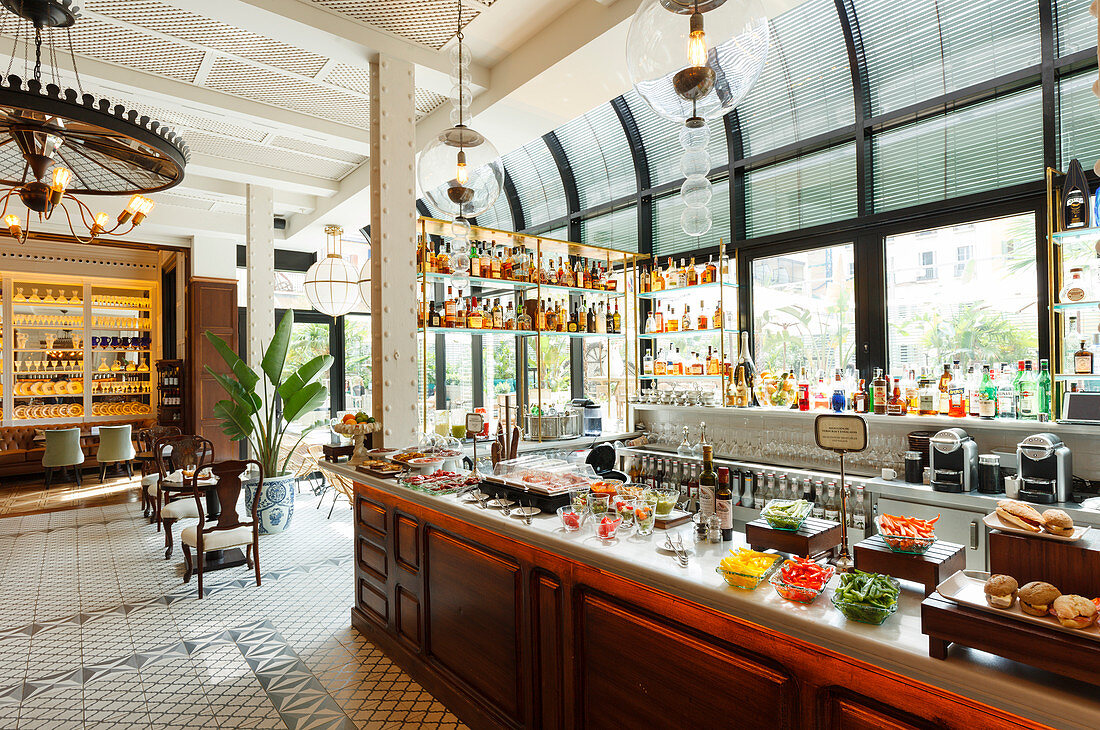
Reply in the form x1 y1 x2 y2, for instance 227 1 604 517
351 482 1050 730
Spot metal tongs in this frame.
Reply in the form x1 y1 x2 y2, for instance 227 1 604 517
663 533 690 568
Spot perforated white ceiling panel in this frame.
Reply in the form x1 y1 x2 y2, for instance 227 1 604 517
86 0 329 76
307 0 489 49
183 130 359 180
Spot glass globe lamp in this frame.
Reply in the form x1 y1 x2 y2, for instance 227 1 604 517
626 0 770 124
417 125 504 219
304 225 361 317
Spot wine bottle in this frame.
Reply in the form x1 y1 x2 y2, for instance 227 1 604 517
1062 158 1091 230
733 331 759 407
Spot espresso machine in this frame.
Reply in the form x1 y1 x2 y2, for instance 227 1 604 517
929 428 978 492
1016 433 1073 504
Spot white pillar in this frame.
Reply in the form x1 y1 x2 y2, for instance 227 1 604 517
370 54 419 447
246 185 275 371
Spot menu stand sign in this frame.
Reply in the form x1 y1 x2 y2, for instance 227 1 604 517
466 413 485 480
814 414 867 573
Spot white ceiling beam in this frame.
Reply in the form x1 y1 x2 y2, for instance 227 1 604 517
174 174 317 214
153 0 489 96
0 33 371 153
283 162 371 243
187 153 341 198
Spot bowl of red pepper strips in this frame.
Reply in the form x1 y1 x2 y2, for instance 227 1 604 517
769 557 835 604
877 513 938 555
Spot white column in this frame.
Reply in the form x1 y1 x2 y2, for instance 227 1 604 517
246 185 275 371
370 53 419 447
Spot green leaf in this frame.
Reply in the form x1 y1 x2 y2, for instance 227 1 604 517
203 330 258 390
213 399 254 440
206 367 261 413
277 354 333 401
282 381 326 423
261 310 294 386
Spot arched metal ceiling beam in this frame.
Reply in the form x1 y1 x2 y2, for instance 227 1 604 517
502 167 525 233
834 0 872 216
725 110 746 242
415 199 431 217
610 94 652 255
543 130 581 241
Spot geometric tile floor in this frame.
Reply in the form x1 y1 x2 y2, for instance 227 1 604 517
0 484 468 729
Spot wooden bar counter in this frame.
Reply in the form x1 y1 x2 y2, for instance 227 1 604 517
328 462 1100 730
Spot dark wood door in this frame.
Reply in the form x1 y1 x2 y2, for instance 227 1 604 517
187 277 237 458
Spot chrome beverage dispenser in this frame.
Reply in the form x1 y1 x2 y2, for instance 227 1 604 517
1016 433 1073 504
929 428 978 493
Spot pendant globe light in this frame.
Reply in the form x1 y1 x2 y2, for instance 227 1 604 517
416 0 503 284
304 225 360 317
626 0 769 236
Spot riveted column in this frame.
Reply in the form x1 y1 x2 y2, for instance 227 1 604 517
369 54 418 447
246 184 276 372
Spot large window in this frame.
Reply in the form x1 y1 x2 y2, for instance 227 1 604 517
886 214 1038 374
481 333 517 424
752 244 856 376
344 314 372 414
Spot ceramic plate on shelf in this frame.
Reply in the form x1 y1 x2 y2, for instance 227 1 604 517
935 570 1100 642
982 512 1090 542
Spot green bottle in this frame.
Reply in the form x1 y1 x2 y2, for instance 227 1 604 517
1037 359 1052 420
977 365 997 419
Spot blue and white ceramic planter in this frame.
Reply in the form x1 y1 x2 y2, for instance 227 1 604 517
244 473 296 535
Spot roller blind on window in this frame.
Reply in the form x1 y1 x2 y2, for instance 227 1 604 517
556 103 636 210
1058 70 1100 170
502 139 566 230
873 86 1043 212
1055 0 1099 57
474 185 514 232
736 0 853 157
652 178 731 258
855 0 1041 116
624 88 728 186
581 206 639 253
746 144 856 238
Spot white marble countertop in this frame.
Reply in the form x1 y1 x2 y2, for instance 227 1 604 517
326 461 1100 730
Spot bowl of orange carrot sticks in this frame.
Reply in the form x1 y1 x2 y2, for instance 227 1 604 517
877 513 938 555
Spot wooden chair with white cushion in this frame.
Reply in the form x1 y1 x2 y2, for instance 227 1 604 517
136 426 181 516
181 459 262 598
154 435 213 533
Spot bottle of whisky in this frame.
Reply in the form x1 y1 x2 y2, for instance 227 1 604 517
612 302 621 334
871 368 888 415
733 332 759 407
697 300 708 330
1076 340 1095 374
1062 158 1091 230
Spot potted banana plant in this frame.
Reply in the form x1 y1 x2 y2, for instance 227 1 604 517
205 310 332 534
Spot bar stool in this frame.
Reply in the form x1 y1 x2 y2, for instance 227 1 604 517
96 424 136 482
42 428 85 488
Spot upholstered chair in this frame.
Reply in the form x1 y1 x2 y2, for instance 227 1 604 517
181 459 262 598
95 424 135 482
42 428 85 488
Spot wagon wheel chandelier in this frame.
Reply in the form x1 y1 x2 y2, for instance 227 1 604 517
0 0 188 245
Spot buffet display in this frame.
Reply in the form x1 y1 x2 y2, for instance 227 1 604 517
2 276 157 425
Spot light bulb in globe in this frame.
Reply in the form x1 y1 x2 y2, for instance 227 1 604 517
418 125 503 219
626 0 770 124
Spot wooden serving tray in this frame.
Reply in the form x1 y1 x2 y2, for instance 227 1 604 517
922 594 1100 688
654 509 692 530
854 535 965 596
989 528 1100 598
356 464 401 479
745 516 842 558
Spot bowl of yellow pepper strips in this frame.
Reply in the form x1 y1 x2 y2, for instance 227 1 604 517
716 547 782 589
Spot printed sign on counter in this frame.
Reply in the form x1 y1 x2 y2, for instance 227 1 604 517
814 414 867 453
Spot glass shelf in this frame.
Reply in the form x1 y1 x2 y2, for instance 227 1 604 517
637 281 737 300
639 328 725 339
419 272 625 298
640 374 724 380
1053 300 1100 312
537 330 624 339
1052 227 1100 243
418 326 539 337
1055 374 1100 381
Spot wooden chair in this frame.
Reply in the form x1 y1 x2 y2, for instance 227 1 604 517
327 470 355 519
153 435 214 548
181 459 262 598
288 443 325 495
136 426 181 517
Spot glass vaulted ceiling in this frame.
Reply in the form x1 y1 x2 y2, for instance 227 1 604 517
420 0 1097 248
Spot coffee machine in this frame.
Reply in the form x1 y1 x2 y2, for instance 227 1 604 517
1016 433 1073 504
929 428 978 493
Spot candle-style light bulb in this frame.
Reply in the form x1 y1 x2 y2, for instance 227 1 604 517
455 149 469 185
687 11 707 68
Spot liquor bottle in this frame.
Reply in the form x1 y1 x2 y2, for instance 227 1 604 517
937 363 952 415
977 365 997 419
666 304 679 332
703 255 717 284
871 368 888 415
713 300 722 331
918 369 937 415
652 263 665 292
455 296 467 328
854 377 868 413
831 369 846 412
966 365 979 417
612 303 621 334
587 305 596 333
1017 360 1038 420
687 257 698 286
567 307 579 333
604 302 613 334
653 346 667 375
427 301 441 328
467 297 482 329
691 351 704 376
948 361 966 417
1090 334 1100 374
1061 158 1091 230
502 248 514 280
516 304 532 331
575 259 585 289
681 305 692 332
715 460 733 542
653 301 665 333
436 244 450 274
811 372 829 410
887 377 907 415
697 301 708 330
444 287 457 328
797 368 810 411
489 299 501 329
1060 267 1090 303
1065 315 1084 373
905 370 919 413
733 331 759 406
489 244 502 278
1037 359 1052 418
676 258 687 288
698 426 714 511
504 301 515 329
851 485 867 530
995 364 1014 418
823 485 839 522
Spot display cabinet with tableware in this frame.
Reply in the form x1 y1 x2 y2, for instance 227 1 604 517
1 274 159 426
416 216 639 440
634 244 738 409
